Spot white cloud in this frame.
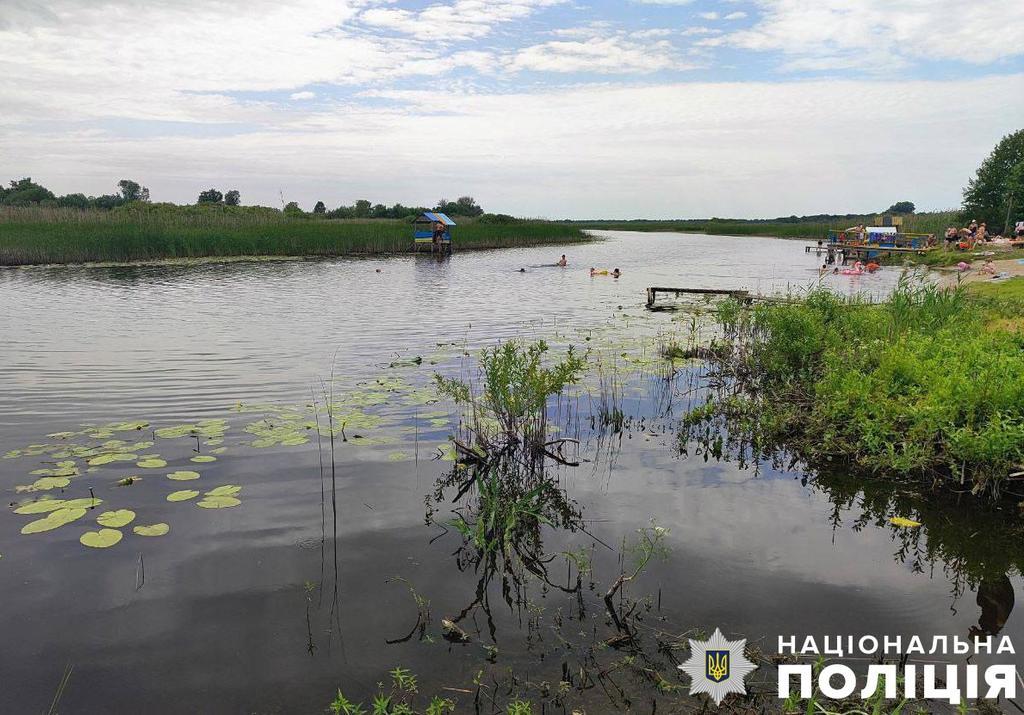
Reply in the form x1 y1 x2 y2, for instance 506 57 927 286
5 75 1021 219
724 11 747 20
508 35 692 73
290 91 317 100
699 12 720 20
680 26 721 36
628 0 694 4
359 0 566 40
726 0 1024 70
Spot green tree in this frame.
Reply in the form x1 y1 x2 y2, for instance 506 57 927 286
57 193 91 209
117 179 150 202
312 200 326 214
353 199 371 218
197 188 223 204
1 177 55 205
962 129 1024 232
283 201 304 217
884 201 915 214
224 189 241 206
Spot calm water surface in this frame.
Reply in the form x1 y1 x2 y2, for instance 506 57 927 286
0 232 1016 713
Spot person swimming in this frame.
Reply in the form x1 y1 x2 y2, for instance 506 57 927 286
611 268 621 278
590 267 606 276
557 255 567 267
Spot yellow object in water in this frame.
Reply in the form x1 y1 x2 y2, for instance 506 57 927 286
591 270 608 275
889 516 922 528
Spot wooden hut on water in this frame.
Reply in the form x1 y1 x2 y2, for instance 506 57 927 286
412 211 456 254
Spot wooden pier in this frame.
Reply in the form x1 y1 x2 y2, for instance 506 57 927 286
805 244 937 260
646 286 751 309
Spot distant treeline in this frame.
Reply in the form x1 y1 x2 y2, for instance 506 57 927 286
0 177 520 223
571 209 959 240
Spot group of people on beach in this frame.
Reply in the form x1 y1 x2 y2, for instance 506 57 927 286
944 218 1023 251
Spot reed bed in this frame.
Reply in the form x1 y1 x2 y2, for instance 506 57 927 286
0 207 591 265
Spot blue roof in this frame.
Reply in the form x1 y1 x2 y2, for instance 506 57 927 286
420 211 456 226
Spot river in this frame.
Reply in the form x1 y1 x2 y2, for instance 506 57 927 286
0 232 1016 713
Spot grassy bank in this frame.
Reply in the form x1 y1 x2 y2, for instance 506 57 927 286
0 206 590 265
576 211 958 239
684 280 1024 497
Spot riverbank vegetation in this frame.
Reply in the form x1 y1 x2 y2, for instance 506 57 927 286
574 210 958 240
682 280 1024 498
0 205 589 265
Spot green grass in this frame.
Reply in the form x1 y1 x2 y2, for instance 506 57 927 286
968 275 1024 300
0 206 591 265
685 280 1024 497
575 211 959 240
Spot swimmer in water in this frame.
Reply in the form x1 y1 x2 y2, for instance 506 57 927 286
557 255 567 267
611 268 621 278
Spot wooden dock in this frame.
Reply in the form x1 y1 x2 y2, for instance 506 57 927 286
804 244 938 259
646 286 751 309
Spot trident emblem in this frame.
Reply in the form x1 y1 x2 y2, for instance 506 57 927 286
706 650 730 683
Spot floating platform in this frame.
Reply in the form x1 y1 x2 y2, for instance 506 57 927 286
646 286 751 309
805 244 938 260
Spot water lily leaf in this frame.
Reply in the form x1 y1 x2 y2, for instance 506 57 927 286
97 509 136 528
205 485 241 497
13 498 67 514
387 451 410 462
167 470 200 481
133 523 170 537
890 516 922 528
117 476 141 486
102 421 149 432
196 495 241 509
29 465 78 477
210 447 228 455
21 507 87 534
136 458 168 469
80 528 123 548
62 497 103 509
190 455 217 463
279 435 308 446
47 431 78 440
167 490 200 502
29 476 72 491
205 438 224 446
87 453 137 467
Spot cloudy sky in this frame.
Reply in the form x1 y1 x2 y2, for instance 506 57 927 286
1 0 1022 218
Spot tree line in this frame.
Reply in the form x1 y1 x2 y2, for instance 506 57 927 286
0 178 493 220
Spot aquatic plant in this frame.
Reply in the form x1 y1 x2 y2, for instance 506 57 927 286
434 339 586 467
681 279 1024 496
328 667 457 715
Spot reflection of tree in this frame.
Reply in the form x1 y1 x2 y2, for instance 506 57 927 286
970 575 1015 640
680 423 1024 602
427 459 583 641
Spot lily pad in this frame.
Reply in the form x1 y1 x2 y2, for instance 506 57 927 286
196 495 241 509
27 476 72 491
190 455 217 463
21 507 87 534
167 470 200 481
97 509 136 528
62 497 103 509
13 498 69 514
80 529 123 548
387 451 410 462
167 490 200 502
87 453 137 467
205 484 241 497
889 516 922 528
133 523 170 537
136 458 168 469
